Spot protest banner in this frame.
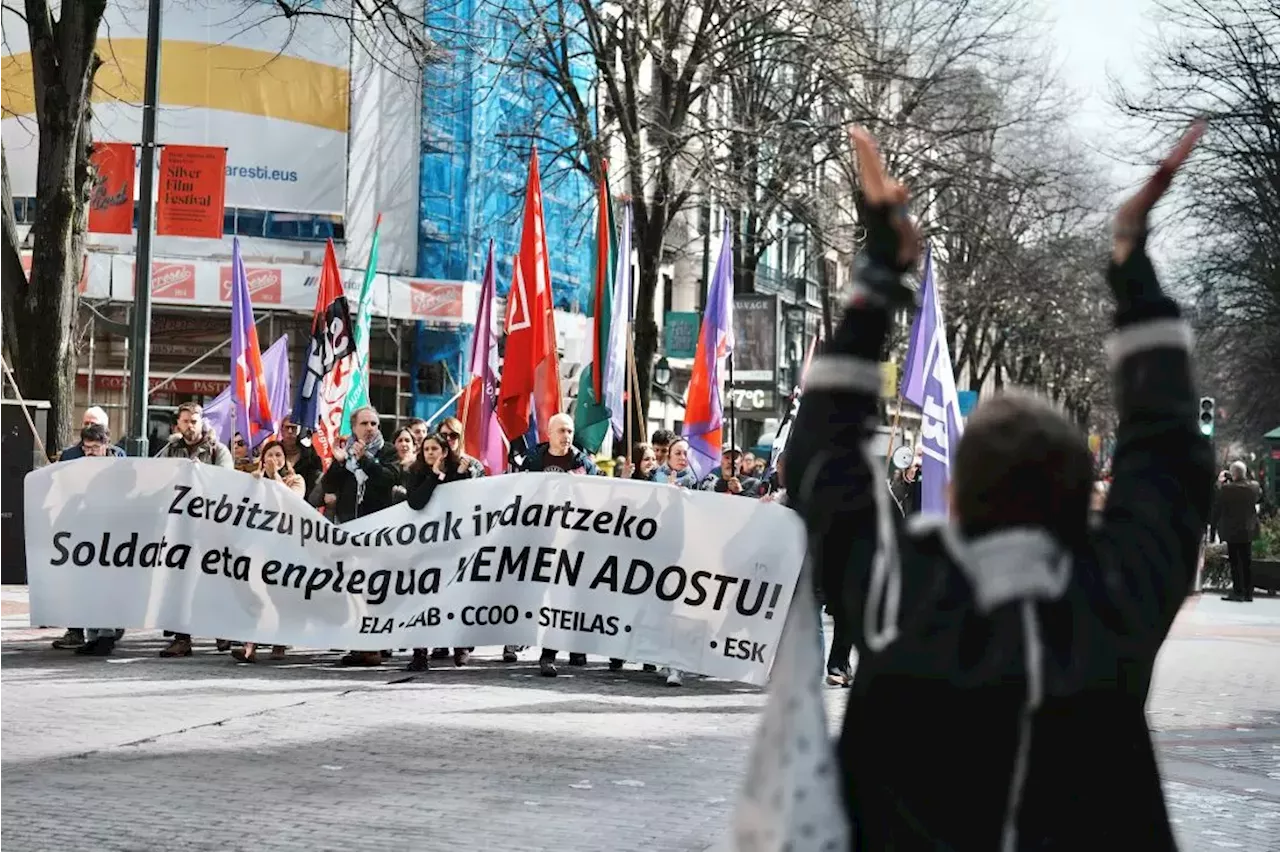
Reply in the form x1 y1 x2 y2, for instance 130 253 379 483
25 460 806 684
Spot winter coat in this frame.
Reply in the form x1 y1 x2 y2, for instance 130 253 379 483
58 442 125 461
406 461 477 510
784 248 1214 850
699 467 761 497
1213 479 1262 543
159 431 233 468
319 451 399 523
518 442 602 475
652 464 699 489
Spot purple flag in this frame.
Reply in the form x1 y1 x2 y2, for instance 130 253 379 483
904 248 964 514
900 244 932 407
684 219 735 479
229 238 275 449
205 335 291 451
462 241 506 475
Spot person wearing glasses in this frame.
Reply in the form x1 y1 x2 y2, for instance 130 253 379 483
231 432 258 472
320 406 400 667
418 418 489 662
279 415 322 499
436 416 486 478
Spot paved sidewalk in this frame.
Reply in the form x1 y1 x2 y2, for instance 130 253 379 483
2 591 1277 852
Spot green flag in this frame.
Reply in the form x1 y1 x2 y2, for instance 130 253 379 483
342 214 382 424
574 168 616 453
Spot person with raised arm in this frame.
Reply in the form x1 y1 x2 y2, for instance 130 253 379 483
783 124 1214 850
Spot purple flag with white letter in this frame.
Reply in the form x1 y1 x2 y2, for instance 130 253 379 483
204 335 291 450
902 248 963 514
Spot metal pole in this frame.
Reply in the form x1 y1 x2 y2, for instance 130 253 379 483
727 353 736 476
125 0 163 458
87 311 96 405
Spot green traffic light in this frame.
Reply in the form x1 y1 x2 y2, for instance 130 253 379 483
1199 421 1214 437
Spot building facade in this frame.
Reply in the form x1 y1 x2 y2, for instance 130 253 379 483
2 1 594 443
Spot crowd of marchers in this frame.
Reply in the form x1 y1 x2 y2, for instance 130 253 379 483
45 401 818 686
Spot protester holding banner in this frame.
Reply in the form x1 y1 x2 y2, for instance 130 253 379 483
50 423 125 656
158 402 233 658
228 441 302 664
406 432 482 671
652 437 699 489
630 443 657 481
318 406 398 527
512 413 602 675
771 124 1213 850
437 416 486 479
699 445 759 497
320 405 400 667
232 433 257 473
388 427 419 502
279 416 322 502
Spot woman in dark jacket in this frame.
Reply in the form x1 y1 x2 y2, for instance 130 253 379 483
406 434 480 670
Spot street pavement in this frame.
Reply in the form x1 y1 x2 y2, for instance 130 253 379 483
2 587 1278 852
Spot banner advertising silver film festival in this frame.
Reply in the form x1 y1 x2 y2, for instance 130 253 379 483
25 460 805 684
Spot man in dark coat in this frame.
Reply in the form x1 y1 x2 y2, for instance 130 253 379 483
319 405 399 524
785 124 1213 850
320 405 400 667
1213 460 1262 601
513 412 602 675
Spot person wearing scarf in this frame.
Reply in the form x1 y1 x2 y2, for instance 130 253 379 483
318 406 401 667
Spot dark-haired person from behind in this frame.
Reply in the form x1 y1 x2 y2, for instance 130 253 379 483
784 124 1214 850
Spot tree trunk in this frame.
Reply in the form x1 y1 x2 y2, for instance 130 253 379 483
2 1 106 451
631 219 663 444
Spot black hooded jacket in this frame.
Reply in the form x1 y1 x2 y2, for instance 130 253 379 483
785 246 1214 850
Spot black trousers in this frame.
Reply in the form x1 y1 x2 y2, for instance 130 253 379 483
827 607 856 672
1227 542 1253 599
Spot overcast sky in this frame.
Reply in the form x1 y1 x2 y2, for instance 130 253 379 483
1047 0 1197 271
1050 0 1158 185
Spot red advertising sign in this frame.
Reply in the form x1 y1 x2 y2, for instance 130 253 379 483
155 145 227 239
410 281 464 319
219 264 282 304
137 261 197 300
88 142 136 235
76 374 229 395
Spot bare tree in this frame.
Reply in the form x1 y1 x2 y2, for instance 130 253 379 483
486 0 821 431
1117 0 1279 440
1 0 107 450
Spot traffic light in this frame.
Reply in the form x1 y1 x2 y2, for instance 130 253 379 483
1198 397 1215 437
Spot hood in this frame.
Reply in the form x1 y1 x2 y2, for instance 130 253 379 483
908 517 1073 613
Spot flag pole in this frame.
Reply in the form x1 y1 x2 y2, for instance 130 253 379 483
884 390 905 470
727 353 737 476
624 331 634 468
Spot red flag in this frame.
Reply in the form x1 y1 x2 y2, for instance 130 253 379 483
498 147 562 441
497 262 537 440
591 162 610 399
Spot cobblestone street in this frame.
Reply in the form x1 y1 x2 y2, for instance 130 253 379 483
3 588 1277 851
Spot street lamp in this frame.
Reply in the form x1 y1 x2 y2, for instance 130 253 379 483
653 357 671 387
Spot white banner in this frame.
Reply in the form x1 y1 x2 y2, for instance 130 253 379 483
25 460 806 684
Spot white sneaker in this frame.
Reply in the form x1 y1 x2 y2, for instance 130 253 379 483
665 668 684 687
